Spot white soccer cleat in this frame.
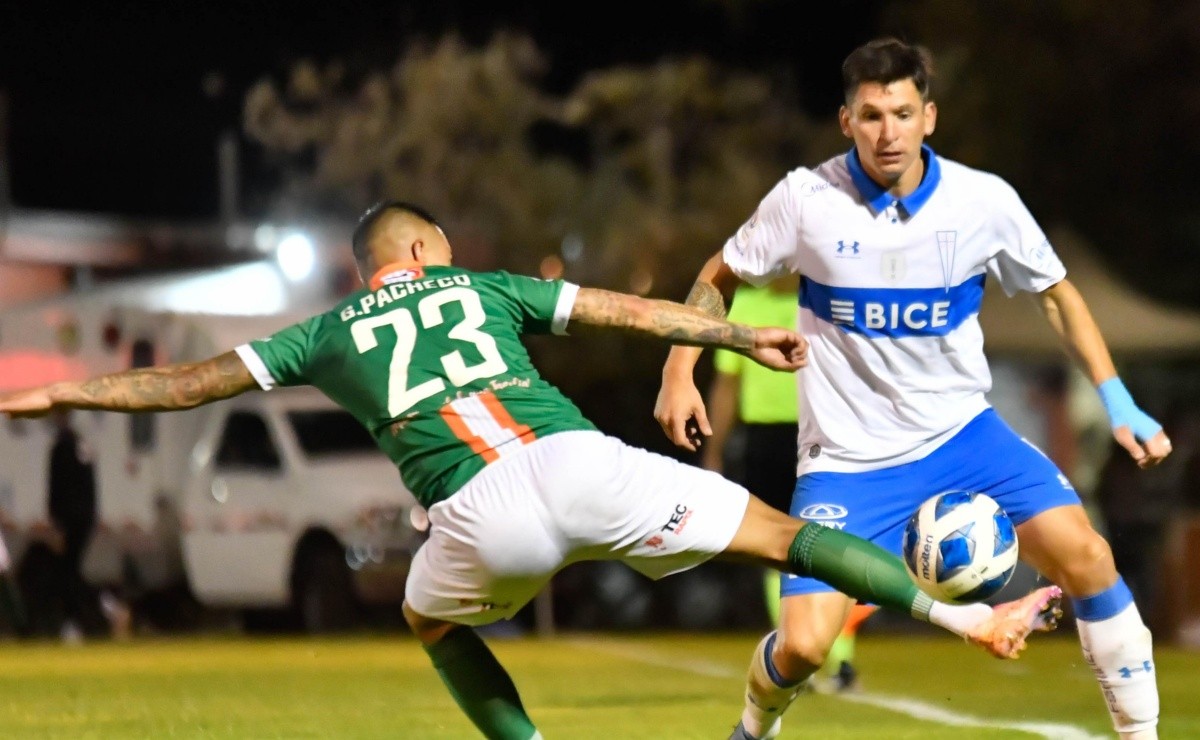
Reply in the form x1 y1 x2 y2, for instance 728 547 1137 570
966 585 1063 659
728 718 781 740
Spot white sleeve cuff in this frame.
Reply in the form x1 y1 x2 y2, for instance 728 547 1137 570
551 282 580 335
234 344 277 390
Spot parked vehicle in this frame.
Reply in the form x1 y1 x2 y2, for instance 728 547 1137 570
0 265 424 633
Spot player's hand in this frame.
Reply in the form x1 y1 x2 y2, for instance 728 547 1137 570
747 328 808 371
654 374 710 452
1097 378 1170 469
0 387 55 418
1114 425 1172 470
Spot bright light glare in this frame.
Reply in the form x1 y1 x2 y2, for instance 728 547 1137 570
253 224 278 253
130 262 288 315
561 233 584 262
276 232 316 281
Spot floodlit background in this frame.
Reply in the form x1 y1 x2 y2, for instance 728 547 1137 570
0 1 1198 736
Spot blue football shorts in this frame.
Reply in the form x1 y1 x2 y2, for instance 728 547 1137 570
780 408 1081 597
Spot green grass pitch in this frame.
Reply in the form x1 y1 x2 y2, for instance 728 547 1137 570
0 631 1195 738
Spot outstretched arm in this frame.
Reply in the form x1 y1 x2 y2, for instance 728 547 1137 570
569 287 805 371
1035 279 1171 468
0 351 258 418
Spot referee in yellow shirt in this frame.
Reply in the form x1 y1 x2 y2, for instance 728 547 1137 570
703 275 800 514
703 274 876 692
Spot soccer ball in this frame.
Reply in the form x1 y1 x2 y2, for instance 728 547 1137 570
902 491 1018 604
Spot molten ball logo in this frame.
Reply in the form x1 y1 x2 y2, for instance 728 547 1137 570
919 533 935 581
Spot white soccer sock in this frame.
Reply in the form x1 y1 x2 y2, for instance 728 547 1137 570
926 600 992 637
740 632 805 739
1076 602 1159 737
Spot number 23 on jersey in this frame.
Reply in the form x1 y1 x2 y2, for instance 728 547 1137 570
350 287 508 416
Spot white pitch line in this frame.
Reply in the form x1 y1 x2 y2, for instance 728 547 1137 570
836 693 1107 740
568 639 1107 740
570 638 739 679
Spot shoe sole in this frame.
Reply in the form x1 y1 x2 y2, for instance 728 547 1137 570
971 585 1063 659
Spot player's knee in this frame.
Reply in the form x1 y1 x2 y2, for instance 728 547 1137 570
1053 533 1116 588
403 601 455 645
401 600 423 632
773 627 833 673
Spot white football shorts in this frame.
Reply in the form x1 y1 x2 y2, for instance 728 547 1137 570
404 430 750 625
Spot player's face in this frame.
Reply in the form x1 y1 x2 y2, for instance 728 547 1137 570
839 79 936 193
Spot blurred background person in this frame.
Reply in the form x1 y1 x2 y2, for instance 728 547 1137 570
47 409 97 644
1095 405 1200 632
0 526 27 635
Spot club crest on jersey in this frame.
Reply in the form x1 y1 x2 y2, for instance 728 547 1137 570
836 240 861 258
881 250 907 285
936 231 957 292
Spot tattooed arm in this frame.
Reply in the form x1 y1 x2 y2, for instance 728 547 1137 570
570 286 804 372
571 287 757 351
0 351 259 419
653 250 750 451
682 251 743 320
664 250 745 362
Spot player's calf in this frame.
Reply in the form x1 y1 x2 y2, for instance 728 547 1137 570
406 603 542 740
1073 579 1159 739
421 626 542 740
735 632 802 740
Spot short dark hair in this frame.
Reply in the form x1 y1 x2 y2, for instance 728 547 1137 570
350 200 442 264
841 37 934 104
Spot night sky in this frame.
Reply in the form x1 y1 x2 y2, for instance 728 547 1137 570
0 1 884 219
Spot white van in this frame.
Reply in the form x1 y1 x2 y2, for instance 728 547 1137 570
0 266 424 633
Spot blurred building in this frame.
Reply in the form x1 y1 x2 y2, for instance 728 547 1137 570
0 208 362 309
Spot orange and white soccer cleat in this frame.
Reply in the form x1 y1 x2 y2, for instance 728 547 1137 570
966 585 1064 659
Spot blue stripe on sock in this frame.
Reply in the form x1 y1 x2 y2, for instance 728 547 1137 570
1072 577 1134 621
763 632 801 688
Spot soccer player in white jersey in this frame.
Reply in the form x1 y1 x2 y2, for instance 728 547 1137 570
655 37 1170 740
0 202 1062 739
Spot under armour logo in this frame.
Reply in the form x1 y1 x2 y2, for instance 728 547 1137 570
1117 661 1154 679
837 240 860 255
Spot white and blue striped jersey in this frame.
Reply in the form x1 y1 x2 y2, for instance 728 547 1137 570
723 145 1065 475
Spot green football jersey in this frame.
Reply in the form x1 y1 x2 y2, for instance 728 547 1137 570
239 265 596 507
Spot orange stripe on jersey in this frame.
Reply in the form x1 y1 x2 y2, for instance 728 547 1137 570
439 391 537 464
440 404 500 464
480 391 537 446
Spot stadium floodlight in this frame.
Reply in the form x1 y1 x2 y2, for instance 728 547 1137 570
276 231 316 282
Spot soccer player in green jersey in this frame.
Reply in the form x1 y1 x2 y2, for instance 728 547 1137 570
0 201 1062 740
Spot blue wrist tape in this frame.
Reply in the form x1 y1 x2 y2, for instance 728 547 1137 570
1097 378 1162 442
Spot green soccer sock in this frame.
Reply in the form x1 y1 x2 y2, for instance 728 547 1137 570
423 627 540 740
788 524 935 621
